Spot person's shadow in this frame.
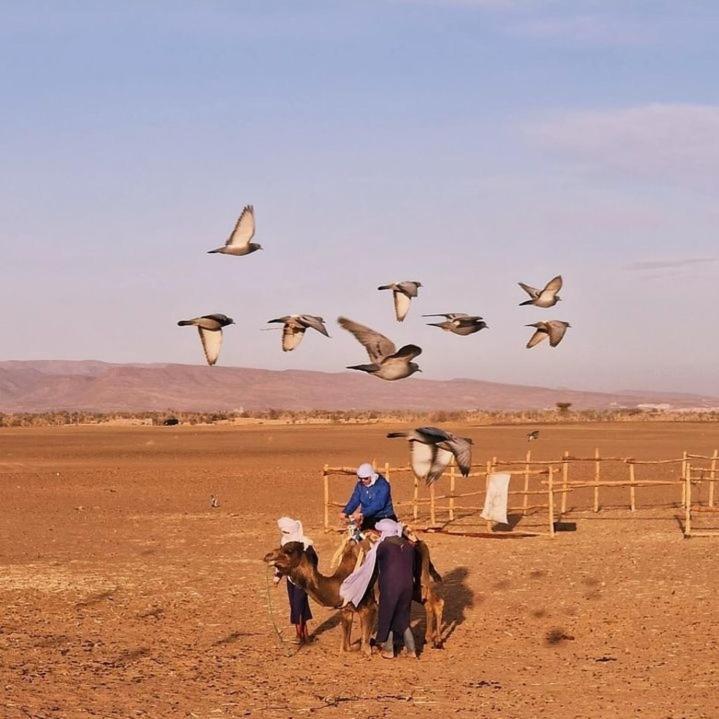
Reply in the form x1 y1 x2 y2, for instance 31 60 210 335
411 565 474 650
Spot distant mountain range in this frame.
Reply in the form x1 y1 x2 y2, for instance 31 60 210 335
0 360 717 413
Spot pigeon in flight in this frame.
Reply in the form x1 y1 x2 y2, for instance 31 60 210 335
207 205 262 256
526 320 570 349
177 314 234 366
423 313 488 336
377 281 422 322
387 426 473 485
518 275 562 308
266 315 329 352
337 317 422 380
527 430 540 442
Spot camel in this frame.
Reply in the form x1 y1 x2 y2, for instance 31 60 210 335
264 529 445 654
264 536 377 655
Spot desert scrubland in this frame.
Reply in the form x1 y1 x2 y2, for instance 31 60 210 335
1 422 718 718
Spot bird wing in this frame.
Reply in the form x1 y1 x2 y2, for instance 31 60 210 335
198 327 223 366
337 317 396 363
410 440 436 482
453 316 483 327
282 324 306 351
225 205 255 248
416 426 450 442
440 436 473 477
426 446 453 485
299 315 329 337
547 322 568 347
526 328 548 349
393 291 412 321
543 275 563 295
423 313 467 320
203 313 230 324
397 281 420 298
518 282 540 299
388 344 422 361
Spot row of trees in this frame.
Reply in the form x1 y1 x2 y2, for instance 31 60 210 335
1 404 718 428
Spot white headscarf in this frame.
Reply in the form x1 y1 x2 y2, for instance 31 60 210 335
339 518 403 608
277 516 314 549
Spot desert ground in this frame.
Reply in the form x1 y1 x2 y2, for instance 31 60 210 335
1 422 718 718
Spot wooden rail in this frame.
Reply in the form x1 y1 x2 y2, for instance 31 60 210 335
322 448 718 538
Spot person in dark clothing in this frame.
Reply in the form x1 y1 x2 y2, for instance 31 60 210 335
276 517 317 644
340 462 397 531
374 519 417 658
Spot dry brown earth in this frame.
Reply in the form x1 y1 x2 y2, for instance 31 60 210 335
1 422 718 718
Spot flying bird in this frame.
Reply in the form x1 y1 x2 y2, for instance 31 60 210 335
377 281 422 322
423 313 488 336
177 313 234 366
207 205 262 256
527 430 540 442
387 426 473 485
518 275 562 308
337 316 422 380
266 314 329 352
525 320 570 349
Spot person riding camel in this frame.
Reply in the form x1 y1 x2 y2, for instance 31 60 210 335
339 462 397 531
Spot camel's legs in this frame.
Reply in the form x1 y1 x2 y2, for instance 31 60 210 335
432 596 445 647
339 609 353 653
424 601 435 646
359 602 377 657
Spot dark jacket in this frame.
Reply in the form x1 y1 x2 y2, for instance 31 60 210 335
342 475 394 520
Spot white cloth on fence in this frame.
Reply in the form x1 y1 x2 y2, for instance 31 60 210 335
277 516 313 549
339 518 403 608
481 472 511 525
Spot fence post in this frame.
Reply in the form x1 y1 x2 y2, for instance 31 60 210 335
522 449 531 516
561 450 569 516
685 462 692 538
413 474 419 522
593 448 600 512
485 459 493 532
449 460 456 522
681 450 688 508
629 461 636 512
429 482 436 527
710 449 717 509
323 464 329 530
548 466 555 538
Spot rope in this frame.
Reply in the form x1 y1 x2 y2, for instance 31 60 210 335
263 565 299 658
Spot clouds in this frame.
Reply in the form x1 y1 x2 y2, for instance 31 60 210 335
625 258 717 271
527 104 719 190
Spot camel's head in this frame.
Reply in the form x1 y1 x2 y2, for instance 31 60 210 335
263 541 305 576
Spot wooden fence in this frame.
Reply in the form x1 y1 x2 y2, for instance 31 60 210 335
322 449 718 538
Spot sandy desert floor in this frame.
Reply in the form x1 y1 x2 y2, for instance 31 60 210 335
1 422 719 718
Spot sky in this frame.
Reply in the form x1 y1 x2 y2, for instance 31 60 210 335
2 0 718 395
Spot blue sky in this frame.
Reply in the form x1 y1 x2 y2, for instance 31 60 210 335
2 1 718 394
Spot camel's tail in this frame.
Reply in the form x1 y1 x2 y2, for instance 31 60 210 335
429 561 443 583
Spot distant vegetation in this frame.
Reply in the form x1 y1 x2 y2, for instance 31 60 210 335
1 407 718 428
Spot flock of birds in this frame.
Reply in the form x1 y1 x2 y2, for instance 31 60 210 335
177 205 571 374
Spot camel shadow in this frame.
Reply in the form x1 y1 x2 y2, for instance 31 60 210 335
411 565 474 649
309 610 342 641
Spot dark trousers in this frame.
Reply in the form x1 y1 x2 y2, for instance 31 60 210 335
287 580 312 624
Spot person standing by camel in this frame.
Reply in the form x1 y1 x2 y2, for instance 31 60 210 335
374 518 417 658
275 517 317 644
339 462 397 531
339 518 417 659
